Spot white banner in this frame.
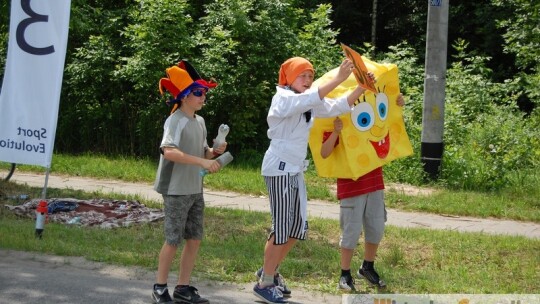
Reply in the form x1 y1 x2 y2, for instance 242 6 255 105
0 0 71 167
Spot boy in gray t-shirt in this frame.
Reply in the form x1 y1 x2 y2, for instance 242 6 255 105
152 60 226 304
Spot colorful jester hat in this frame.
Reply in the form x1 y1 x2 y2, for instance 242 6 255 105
159 60 218 114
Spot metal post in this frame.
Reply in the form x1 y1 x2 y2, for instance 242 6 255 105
421 0 449 180
41 167 50 199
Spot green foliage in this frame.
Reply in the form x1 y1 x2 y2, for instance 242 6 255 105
194 0 295 152
0 1 7 76
375 39 540 192
195 0 342 153
438 41 540 190
61 0 194 156
375 42 428 185
295 4 342 73
1 0 539 194
493 0 540 105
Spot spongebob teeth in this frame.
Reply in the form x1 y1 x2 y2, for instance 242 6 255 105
378 138 386 146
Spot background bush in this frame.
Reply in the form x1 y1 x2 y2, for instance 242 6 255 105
1 0 538 193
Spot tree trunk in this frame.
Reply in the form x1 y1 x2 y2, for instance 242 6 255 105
371 0 378 56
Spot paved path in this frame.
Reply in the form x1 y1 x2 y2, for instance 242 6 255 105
10 173 540 239
0 249 340 304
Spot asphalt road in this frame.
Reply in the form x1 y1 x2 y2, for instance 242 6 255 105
0 249 341 304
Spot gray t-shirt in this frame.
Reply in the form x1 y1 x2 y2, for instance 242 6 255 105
154 110 208 195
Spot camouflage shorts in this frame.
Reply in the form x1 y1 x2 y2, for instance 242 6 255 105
162 193 205 245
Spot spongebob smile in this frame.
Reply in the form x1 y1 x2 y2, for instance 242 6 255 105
370 133 390 159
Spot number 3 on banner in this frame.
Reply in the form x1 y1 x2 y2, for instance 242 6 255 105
16 0 55 55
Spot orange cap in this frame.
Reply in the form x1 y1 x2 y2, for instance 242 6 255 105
278 57 314 86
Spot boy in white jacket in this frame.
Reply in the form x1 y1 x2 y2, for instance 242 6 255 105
254 56 373 304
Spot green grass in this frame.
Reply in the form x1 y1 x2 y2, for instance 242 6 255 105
385 188 540 222
0 181 538 294
10 153 540 222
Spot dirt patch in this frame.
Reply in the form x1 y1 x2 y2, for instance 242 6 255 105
328 183 437 197
386 183 437 196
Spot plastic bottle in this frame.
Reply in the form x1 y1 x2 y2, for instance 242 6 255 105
212 124 230 151
200 152 234 177
67 216 81 225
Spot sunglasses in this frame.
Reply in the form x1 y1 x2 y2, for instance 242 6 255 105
191 89 208 97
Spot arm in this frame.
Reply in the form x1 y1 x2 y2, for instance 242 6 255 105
321 117 343 159
209 141 227 157
319 59 375 107
345 71 375 106
317 59 354 99
162 147 221 173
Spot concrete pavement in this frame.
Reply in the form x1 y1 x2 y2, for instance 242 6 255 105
0 249 340 304
9 172 540 239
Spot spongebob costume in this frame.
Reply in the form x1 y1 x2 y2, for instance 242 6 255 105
308 56 413 180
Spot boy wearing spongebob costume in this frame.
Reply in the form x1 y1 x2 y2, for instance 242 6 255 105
310 55 412 291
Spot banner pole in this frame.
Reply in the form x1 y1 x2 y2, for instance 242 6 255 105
41 168 50 199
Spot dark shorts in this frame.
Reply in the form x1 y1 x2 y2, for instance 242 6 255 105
162 193 205 245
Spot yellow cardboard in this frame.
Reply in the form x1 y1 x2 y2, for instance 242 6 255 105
309 57 413 179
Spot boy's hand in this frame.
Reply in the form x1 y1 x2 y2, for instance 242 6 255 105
396 93 405 107
336 59 355 81
202 159 221 173
333 117 343 133
367 71 375 83
212 141 227 155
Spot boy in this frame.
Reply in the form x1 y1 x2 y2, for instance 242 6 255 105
320 94 404 291
152 60 226 304
254 56 373 304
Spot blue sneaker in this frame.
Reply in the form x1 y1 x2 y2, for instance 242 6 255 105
253 283 288 304
255 267 291 297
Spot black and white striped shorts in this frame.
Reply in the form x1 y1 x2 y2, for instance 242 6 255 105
264 174 308 245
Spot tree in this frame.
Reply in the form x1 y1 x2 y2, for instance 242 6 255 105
493 0 540 109
195 0 342 155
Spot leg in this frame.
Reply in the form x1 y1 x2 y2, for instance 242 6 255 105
340 247 354 270
263 236 297 273
358 190 386 288
156 242 178 284
178 239 201 285
364 242 379 262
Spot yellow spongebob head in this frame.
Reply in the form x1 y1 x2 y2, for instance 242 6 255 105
309 57 413 179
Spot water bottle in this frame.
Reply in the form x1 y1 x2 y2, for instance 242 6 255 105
200 152 234 177
212 124 230 151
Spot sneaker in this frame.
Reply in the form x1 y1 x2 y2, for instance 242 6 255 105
255 268 291 297
152 285 173 303
253 283 288 304
338 275 356 291
357 268 386 288
173 285 209 304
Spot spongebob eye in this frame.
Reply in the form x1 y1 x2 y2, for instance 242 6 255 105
376 93 389 121
351 102 374 131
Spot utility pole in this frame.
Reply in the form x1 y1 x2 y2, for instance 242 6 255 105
371 0 378 56
421 0 449 180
